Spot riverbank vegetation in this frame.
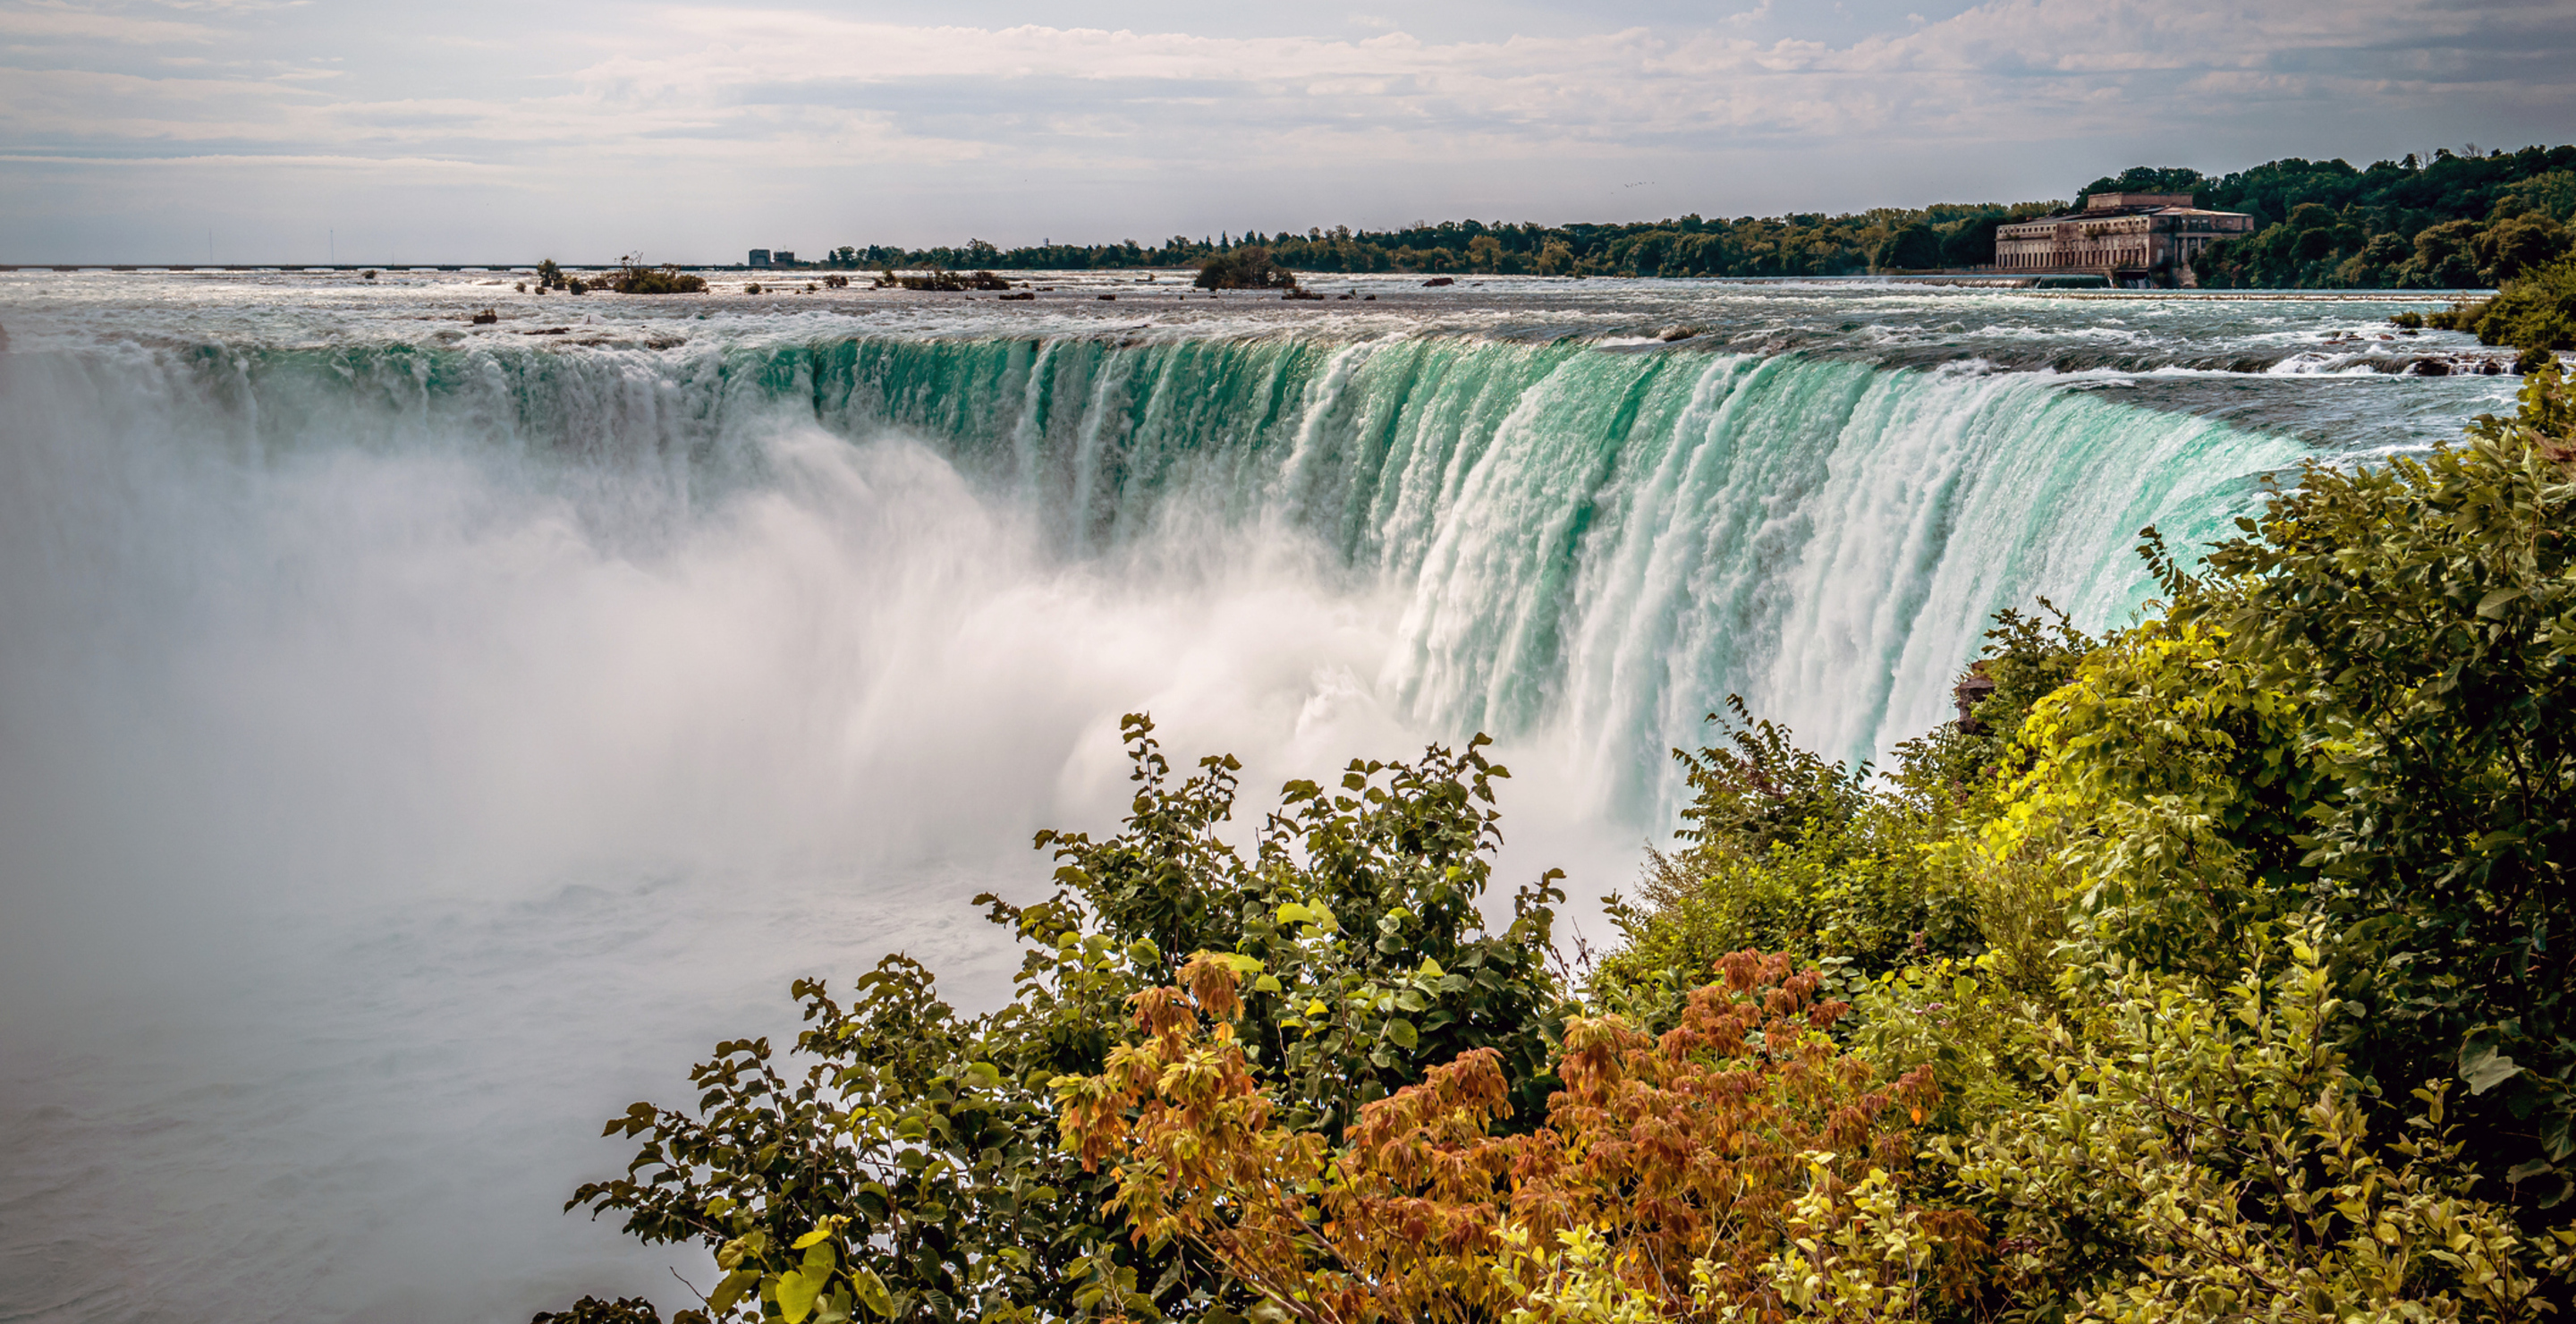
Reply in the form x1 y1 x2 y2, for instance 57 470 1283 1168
803 202 2054 282
1193 247 1299 291
597 264 708 294
2419 252 2576 367
783 145 2570 285
2168 146 2576 289
877 268 1014 292
555 362 2576 1323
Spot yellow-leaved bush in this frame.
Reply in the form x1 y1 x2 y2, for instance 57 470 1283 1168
1946 923 2576 1323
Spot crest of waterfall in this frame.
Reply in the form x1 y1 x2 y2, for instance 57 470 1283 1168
4 332 2306 826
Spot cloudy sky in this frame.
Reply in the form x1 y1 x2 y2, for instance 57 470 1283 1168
4 0 2572 262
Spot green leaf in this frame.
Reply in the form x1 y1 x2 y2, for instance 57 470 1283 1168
2462 1046 2524 1095
2477 585 2526 618
708 1269 758 1314
1384 1018 1419 1050
777 1269 824 1324
792 1227 834 1251
850 1265 895 1318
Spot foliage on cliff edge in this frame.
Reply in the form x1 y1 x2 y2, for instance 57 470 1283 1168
551 365 2576 1322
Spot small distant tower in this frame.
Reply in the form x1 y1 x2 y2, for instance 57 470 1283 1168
749 249 772 268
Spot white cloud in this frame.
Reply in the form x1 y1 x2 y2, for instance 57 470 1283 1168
1 0 2570 255
0 150 487 166
0 2 215 43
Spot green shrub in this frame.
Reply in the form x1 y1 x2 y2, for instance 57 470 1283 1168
2471 254 2576 361
564 717 1571 1322
1993 361 2576 1201
1597 817 1969 1001
1595 601 2097 1006
1194 247 1298 291
597 264 707 294
890 269 1010 292
1947 923 2576 1321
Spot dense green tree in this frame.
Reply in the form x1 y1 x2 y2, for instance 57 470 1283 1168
1870 222 1944 272
2479 215 2575 284
2073 165 2207 201
2026 362 2576 1201
2449 254 2576 361
564 718 1571 1322
2186 145 2576 288
1192 247 1299 290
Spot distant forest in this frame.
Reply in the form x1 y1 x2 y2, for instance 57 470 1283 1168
808 143 2576 289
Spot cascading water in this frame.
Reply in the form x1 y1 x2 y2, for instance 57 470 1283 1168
0 274 2517 1322
794 334 2312 799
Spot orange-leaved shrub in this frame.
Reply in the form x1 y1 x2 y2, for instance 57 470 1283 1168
1059 951 1982 1324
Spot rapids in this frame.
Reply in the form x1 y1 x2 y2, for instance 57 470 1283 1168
0 270 2520 1321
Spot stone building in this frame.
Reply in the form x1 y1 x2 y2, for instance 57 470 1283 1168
1994 192 2255 284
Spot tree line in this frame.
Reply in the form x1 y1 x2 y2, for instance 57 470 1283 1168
2100 145 2576 288
808 206 2046 282
785 144 2572 287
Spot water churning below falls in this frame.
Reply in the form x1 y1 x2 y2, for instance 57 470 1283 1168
0 272 2521 1321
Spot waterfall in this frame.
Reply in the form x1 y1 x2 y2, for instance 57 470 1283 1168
0 325 2319 1321
4 333 2306 822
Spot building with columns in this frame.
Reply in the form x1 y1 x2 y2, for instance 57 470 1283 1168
1994 192 2256 284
